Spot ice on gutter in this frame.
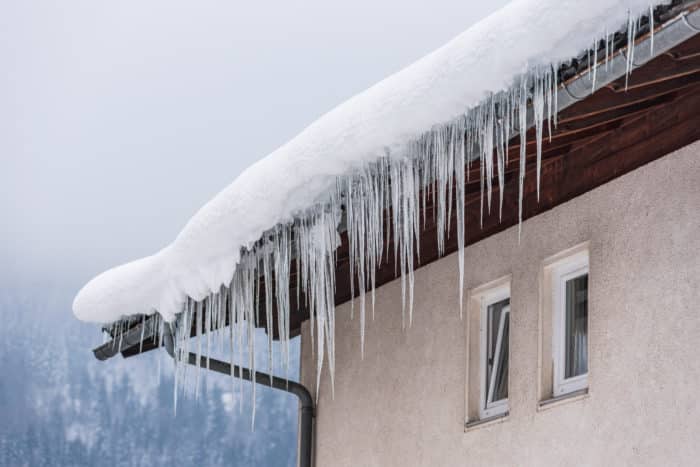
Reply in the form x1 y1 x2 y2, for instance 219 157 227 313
77 0 699 412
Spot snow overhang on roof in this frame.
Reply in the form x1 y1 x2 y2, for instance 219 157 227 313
79 1 700 380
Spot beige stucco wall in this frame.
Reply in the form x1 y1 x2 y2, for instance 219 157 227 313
300 140 700 467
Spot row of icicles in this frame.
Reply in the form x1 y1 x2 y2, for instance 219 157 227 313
103 7 654 425
169 66 555 419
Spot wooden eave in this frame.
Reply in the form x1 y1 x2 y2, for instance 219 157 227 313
116 19 700 359
280 31 700 339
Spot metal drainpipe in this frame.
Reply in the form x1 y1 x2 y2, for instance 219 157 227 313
163 327 314 467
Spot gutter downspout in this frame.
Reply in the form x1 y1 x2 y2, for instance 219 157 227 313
163 327 314 467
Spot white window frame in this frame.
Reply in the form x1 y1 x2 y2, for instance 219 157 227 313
479 284 510 419
551 250 589 397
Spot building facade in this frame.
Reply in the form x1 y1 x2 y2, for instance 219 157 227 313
301 141 700 466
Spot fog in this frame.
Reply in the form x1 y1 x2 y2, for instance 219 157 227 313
1 0 508 289
1 2 510 465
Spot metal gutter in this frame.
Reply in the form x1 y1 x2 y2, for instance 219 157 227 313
557 4 700 112
93 316 159 361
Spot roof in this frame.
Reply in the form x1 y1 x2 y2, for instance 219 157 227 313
74 0 673 325
88 1 700 364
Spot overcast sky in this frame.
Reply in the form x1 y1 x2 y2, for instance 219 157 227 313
1 1 509 288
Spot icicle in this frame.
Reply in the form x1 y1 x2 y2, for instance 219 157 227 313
138 314 146 354
249 310 256 429
546 70 553 143
455 115 466 319
533 70 545 203
117 320 124 352
356 173 367 357
437 131 446 254
605 27 610 71
485 97 495 215
227 285 235 407
553 64 559 129
649 5 654 56
518 75 528 241
262 240 274 384
625 12 638 90
347 177 355 321
591 39 598 93
400 157 417 327
156 329 162 387
195 300 202 400
172 329 179 416
496 115 505 221
479 116 485 229
205 295 212 373
446 126 455 241
611 30 616 69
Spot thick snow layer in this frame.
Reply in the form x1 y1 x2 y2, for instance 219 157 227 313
74 0 661 324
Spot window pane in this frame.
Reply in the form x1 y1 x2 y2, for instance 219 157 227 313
493 315 509 401
486 298 509 405
565 274 588 378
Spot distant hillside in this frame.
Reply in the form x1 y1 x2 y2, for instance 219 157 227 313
0 285 299 467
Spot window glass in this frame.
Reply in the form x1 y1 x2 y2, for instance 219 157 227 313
564 274 588 378
486 298 509 406
545 246 589 399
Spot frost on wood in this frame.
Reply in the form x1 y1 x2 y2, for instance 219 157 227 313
93 4 656 423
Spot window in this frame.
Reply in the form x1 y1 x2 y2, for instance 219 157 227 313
551 250 589 397
479 287 510 419
466 276 510 427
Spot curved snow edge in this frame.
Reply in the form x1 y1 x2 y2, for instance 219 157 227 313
73 0 664 324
